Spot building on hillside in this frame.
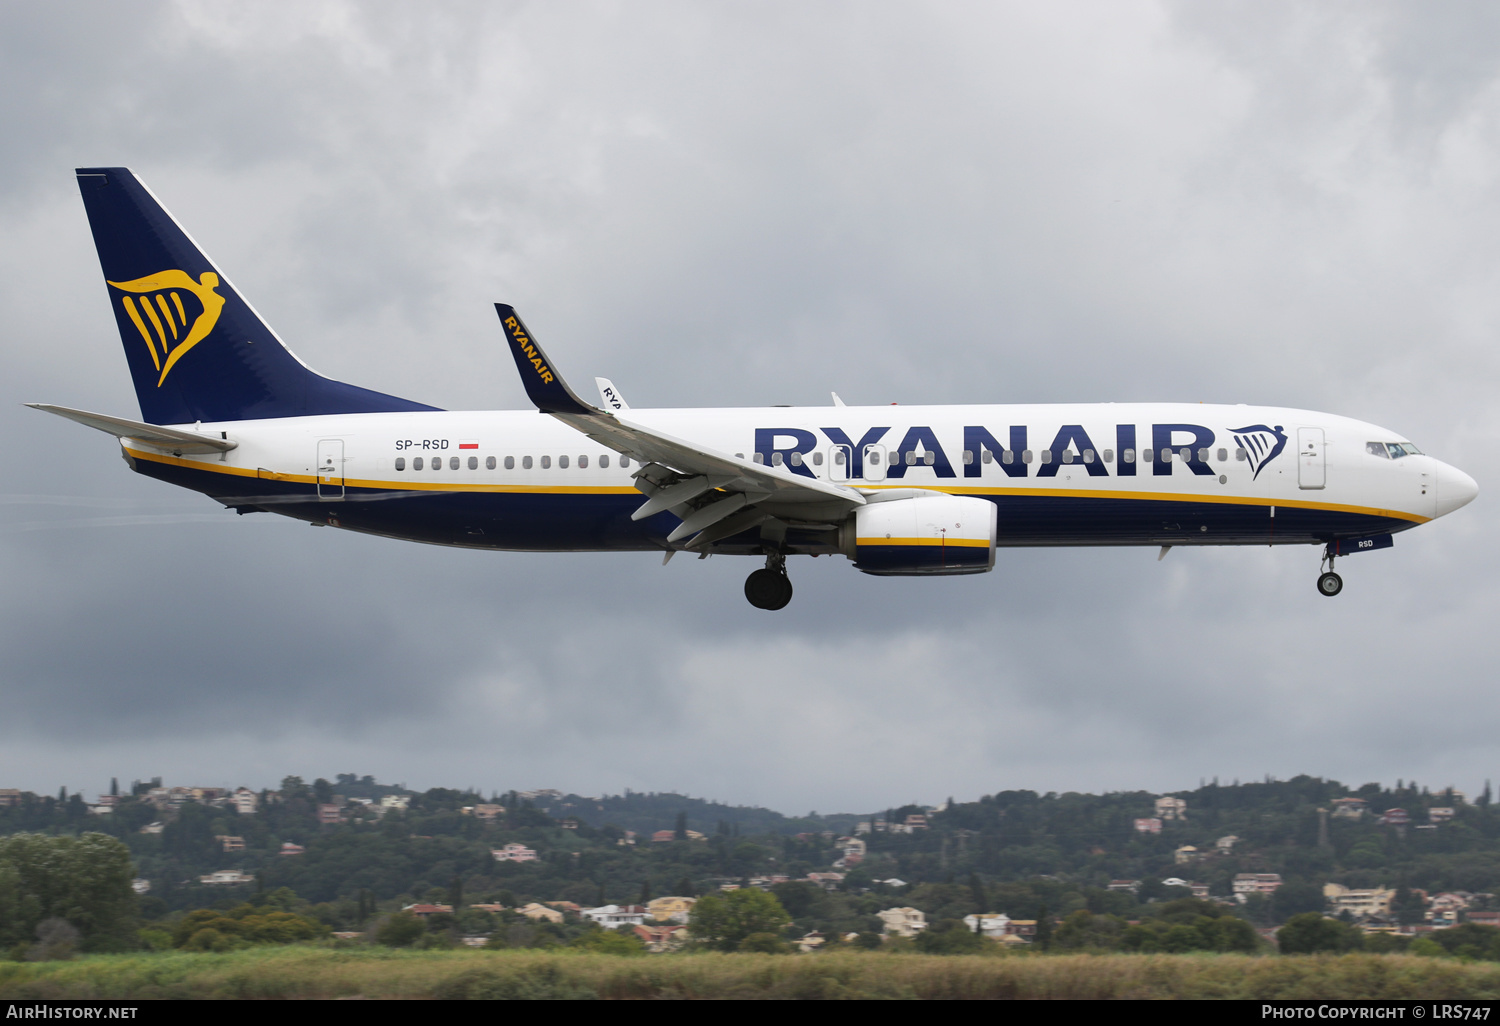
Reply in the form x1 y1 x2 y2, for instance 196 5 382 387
1155 796 1187 821
216 835 245 853
278 842 305 856
139 822 164 834
877 907 927 937
317 804 344 826
634 923 689 952
647 896 696 923
1134 818 1162 834
1108 880 1141 895
1324 883 1395 918
1428 807 1455 824
469 804 505 821
1330 797 1368 820
963 913 1011 938
1174 846 1199 865
199 870 254 885
1233 874 1283 900
804 873 845 890
379 794 410 811
403 904 454 919
583 904 649 929
0 790 24 808
795 931 826 953
1466 910 1500 928
1379 808 1411 826
1216 835 1240 854
650 830 675 843
230 787 258 815
517 903 564 923
491 843 537 862
131 879 151 894
468 903 507 914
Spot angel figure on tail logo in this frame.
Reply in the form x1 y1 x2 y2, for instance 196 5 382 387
107 270 225 385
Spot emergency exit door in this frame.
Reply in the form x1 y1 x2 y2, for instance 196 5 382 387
317 439 345 499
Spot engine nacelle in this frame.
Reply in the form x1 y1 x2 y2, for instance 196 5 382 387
841 492 997 576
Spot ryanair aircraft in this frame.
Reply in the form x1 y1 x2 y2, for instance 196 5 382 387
34 167 1477 609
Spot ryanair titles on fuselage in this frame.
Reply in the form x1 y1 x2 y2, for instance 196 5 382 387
753 421 1288 479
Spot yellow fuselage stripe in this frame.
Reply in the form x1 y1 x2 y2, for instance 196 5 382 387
122 447 1429 521
858 537 991 547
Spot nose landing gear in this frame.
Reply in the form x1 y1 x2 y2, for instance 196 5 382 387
745 550 793 610
1317 546 1343 597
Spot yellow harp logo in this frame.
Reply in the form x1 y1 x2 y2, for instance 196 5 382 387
107 270 225 386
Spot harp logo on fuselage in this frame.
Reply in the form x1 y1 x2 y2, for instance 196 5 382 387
107 270 225 386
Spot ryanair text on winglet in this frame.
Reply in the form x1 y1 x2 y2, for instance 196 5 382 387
506 317 554 385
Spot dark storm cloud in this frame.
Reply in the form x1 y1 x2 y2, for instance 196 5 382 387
0 1 1495 811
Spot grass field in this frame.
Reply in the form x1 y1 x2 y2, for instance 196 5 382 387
5 947 1500 999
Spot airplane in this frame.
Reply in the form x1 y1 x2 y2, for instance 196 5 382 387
31 167 1478 610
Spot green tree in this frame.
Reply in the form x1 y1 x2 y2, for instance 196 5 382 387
0 833 136 952
689 890 792 952
375 911 425 947
1277 913 1364 955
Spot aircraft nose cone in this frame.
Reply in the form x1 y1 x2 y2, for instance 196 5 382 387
1434 461 1478 518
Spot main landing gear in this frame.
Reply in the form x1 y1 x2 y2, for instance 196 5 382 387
745 550 793 610
1317 545 1343 597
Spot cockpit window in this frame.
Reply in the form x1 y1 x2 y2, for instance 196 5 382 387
1368 441 1424 459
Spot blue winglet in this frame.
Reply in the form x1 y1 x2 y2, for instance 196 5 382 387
495 304 596 415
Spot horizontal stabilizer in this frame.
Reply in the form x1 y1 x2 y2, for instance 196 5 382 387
26 403 237 454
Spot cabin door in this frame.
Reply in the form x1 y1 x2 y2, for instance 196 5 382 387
317 439 345 499
1297 428 1325 490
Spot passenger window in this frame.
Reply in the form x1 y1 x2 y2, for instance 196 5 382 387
487 456 496 470
468 456 478 470
1197 448 1209 462
1142 448 1153 462
868 451 881 465
1123 448 1135 464
1040 450 1053 464
1104 449 1114 463
522 455 533 469
789 452 802 466
414 457 423 470
541 455 551 469
620 456 630 468
559 455 569 469
600 455 609 468
1001 450 1012 465
923 451 934 466
963 450 974 465
433 457 442 471
982 450 994 464
1083 449 1094 463
504 456 514 470
579 455 588 469
834 451 846 466
772 452 784 466
754 453 764 464
1062 450 1074 464
1216 448 1227 462
1022 450 1033 463
813 451 823 466
1235 448 1247 461
1180 447 1191 462
395 457 406 471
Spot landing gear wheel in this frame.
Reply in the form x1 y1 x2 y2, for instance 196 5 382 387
1317 571 1343 597
745 568 793 610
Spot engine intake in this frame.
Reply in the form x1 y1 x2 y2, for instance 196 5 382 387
841 492 997 576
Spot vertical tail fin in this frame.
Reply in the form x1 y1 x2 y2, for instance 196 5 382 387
75 167 437 424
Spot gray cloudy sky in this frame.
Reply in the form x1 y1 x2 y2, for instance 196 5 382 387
2 1 1496 813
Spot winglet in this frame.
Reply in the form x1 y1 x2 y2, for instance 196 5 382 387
596 377 629 411
495 304 597 415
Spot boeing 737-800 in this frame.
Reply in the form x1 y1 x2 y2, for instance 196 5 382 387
31 167 1478 609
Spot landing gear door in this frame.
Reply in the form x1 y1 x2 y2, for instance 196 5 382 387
862 444 887 482
1297 428 1325 490
317 439 345 499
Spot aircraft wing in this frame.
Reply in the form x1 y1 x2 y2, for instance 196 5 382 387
495 304 863 546
26 403 238 454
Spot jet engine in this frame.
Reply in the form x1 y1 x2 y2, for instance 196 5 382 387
839 492 997 575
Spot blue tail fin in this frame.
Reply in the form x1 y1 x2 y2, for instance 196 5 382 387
75 167 437 425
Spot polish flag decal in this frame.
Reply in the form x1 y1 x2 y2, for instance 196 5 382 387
459 440 479 449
